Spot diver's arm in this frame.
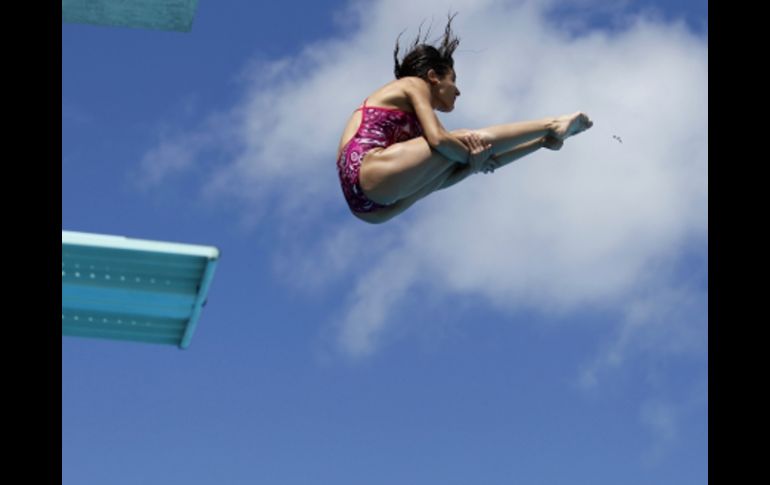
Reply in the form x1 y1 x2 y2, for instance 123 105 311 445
404 79 469 163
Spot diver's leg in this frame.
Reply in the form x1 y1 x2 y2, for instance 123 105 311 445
359 135 460 206
480 137 546 174
357 163 459 224
474 112 592 156
358 136 552 224
359 113 592 206
359 126 487 205
357 135 559 223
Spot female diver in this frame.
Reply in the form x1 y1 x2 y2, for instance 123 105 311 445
336 14 593 224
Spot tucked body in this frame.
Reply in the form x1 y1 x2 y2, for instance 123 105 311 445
335 14 593 224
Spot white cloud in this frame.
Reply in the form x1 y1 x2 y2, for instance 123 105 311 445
137 0 707 365
639 398 679 465
577 280 707 390
137 132 210 187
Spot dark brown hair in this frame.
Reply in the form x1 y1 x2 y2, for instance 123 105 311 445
393 13 460 80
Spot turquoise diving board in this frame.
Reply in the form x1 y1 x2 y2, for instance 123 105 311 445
62 231 219 349
62 0 200 32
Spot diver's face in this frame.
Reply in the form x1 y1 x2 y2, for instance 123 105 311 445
430 68 460 112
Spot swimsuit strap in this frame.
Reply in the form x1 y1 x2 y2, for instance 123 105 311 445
354 98 368 113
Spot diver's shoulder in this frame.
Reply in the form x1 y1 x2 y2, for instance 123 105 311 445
395 76 426 89
386 77 427 101
370 78 418 104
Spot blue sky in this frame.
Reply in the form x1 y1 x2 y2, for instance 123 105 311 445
62 1 708 484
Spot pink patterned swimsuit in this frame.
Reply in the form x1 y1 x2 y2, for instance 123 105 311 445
337 98 424 213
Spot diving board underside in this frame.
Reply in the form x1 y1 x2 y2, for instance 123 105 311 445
62 231 219 349
62 0 200 32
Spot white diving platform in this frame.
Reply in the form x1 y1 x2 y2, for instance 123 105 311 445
62 0 200 32
62 230 219 349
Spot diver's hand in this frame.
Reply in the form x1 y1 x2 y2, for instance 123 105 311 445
459 131 493 173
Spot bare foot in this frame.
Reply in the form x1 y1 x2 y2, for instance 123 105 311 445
551 112 593 140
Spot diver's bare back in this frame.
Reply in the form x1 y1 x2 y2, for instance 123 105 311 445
337 78 418 159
